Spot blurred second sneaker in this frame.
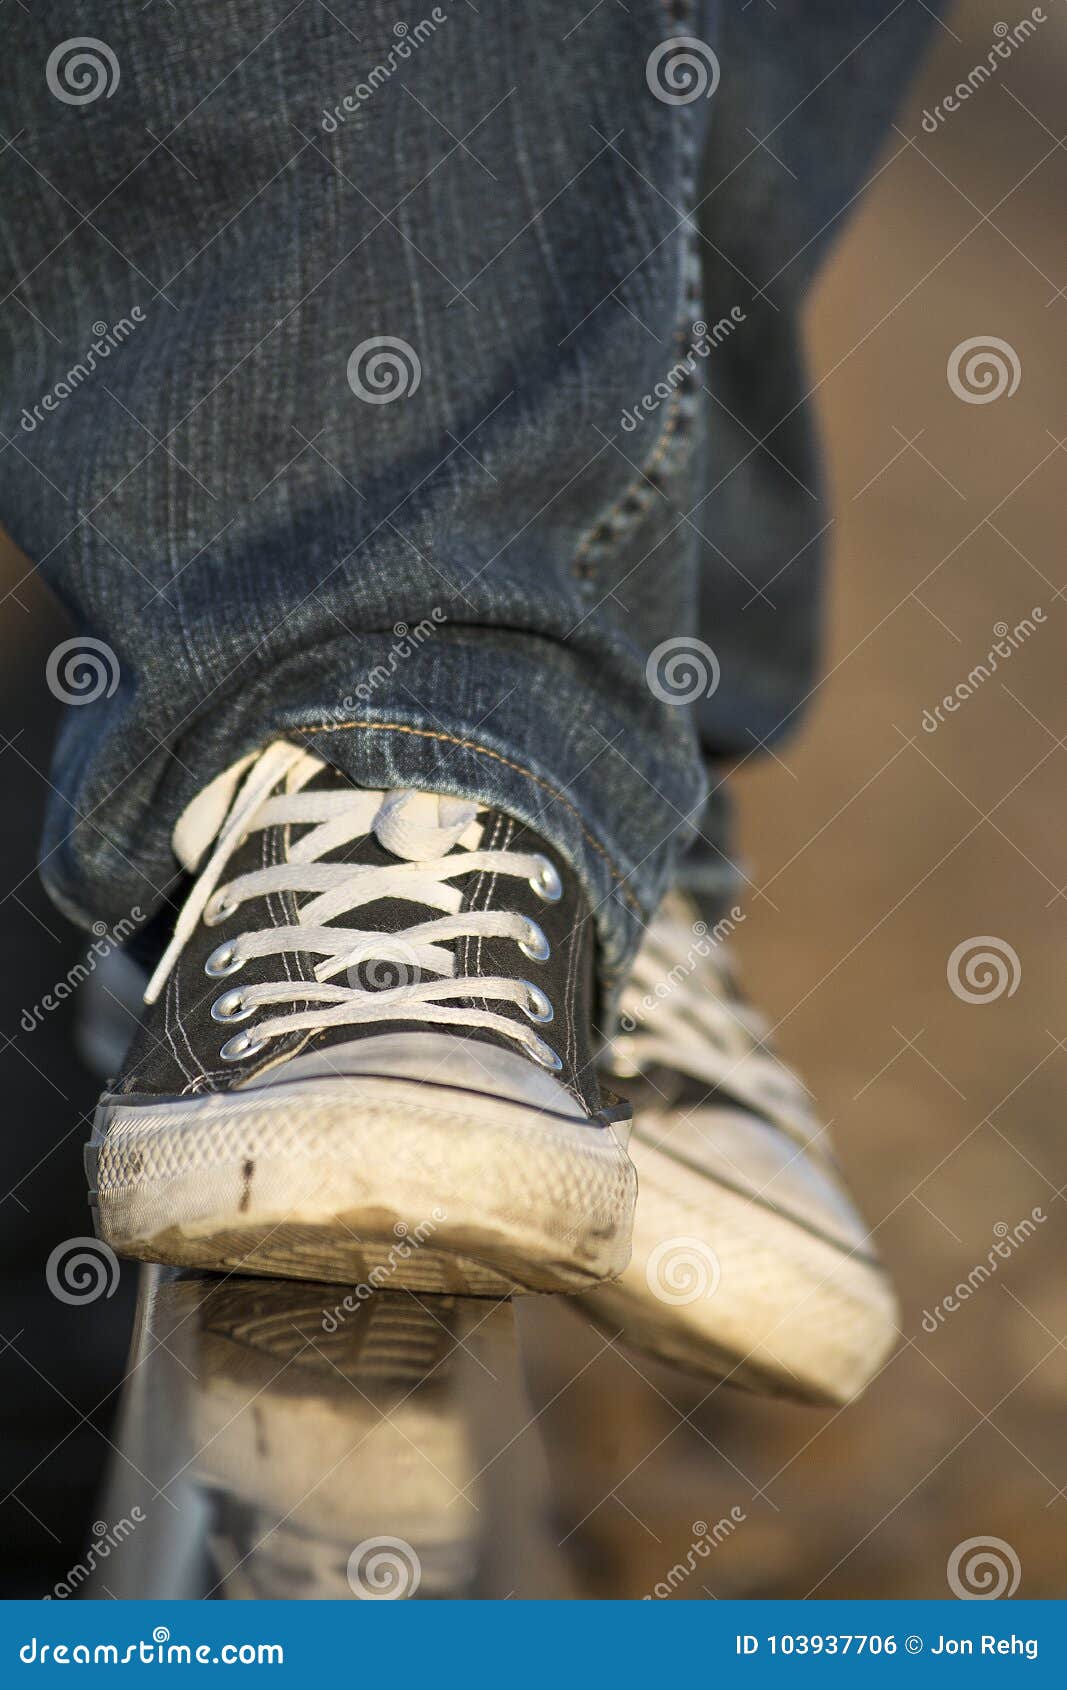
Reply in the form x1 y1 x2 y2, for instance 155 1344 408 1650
579 893 899 1406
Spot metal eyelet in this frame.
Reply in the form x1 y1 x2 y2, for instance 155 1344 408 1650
205 942 245 979
211 989 254 1024
203 891 238 928
518 919 550 962
525 1033 562 1072
219 1029 269 1062
529 853 562 903
522 982 554 1024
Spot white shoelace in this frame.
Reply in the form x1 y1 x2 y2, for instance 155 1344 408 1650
144 741 564 1071
609 894 819 1142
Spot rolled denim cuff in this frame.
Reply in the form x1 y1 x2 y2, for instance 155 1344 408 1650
40 630 708 994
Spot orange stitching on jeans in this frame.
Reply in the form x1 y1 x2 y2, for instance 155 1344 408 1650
290 717 642 919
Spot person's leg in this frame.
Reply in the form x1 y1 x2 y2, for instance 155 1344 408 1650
3 1 723 1289
2 0 718 984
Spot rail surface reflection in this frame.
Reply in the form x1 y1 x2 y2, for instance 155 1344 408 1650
92 1268 571 1599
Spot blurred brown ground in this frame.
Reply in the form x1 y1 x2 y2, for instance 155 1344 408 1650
522 0 1067 1599
2 0 1064 1600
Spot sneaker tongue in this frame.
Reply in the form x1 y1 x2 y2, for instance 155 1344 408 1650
373 790 482 861
285 769 491 983
291 767 485 863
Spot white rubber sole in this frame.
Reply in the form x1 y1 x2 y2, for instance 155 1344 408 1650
86 1075 636 1296
577 1132 899 1404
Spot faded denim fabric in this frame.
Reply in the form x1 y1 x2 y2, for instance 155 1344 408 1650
0 2 936 984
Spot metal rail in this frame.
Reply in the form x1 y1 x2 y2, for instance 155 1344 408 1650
90 1267 572 1599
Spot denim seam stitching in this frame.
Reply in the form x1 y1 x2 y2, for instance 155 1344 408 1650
570 332 693 577
569 0 704 576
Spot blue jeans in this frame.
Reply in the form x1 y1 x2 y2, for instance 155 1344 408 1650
0 2 936 987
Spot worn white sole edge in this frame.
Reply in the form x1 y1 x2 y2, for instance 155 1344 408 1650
86 1076 636 1296
577 1132 899 1405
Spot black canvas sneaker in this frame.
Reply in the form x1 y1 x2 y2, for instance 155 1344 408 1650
578 892 899 1404
85 740 635 1294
